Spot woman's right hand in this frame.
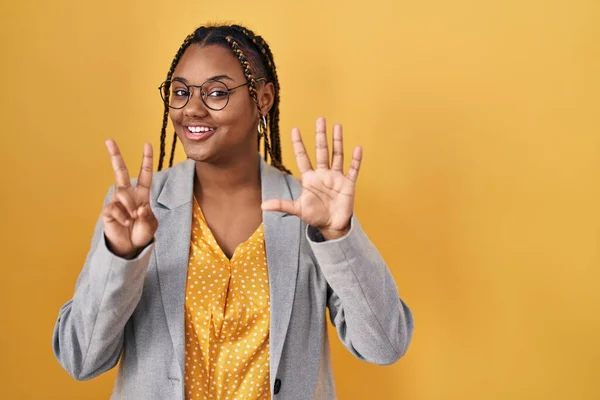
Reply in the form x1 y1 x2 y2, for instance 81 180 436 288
102 139 158 259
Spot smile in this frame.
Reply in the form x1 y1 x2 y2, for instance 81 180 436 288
186 126 215 133
184 125 216 141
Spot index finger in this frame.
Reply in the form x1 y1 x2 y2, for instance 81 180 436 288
291 128 313 174
137 143 154 190
105 139 131 189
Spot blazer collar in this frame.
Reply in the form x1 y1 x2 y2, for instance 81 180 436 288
155 156 292 212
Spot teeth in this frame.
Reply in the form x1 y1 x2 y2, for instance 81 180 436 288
188 126 214 133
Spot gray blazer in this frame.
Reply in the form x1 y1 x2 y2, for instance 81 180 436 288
53 157 414 399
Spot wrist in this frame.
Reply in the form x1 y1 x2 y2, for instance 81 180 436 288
318 223 351 241
105 236 152 260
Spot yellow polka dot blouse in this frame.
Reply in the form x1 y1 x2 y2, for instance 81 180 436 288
184 197 271 399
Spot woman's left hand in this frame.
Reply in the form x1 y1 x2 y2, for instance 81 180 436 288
261 117 362 240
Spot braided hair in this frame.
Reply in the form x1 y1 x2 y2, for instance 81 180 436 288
157 24 289 174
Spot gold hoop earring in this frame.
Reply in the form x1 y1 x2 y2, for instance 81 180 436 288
258 115 268 137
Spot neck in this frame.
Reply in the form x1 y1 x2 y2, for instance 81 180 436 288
194 152 261 196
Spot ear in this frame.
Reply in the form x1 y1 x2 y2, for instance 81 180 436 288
257 81 275 116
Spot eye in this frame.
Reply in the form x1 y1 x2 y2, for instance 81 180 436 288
207 89 228 98
172 88 190 97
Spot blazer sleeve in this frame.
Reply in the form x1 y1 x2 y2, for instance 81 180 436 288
52 186 155 380
307 216 414 365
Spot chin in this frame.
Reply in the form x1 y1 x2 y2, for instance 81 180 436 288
175 134 213 162
182 147 217 163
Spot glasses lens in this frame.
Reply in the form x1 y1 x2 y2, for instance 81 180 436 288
202 81 229 111
163 81 191 109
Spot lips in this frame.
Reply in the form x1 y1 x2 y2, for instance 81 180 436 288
184 125 216 141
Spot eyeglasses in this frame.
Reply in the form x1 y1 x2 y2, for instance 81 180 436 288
158 78 266 111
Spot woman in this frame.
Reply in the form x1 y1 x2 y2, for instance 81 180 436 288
53 24 414 400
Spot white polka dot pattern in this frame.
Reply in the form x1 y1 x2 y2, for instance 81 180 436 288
184 198 271 399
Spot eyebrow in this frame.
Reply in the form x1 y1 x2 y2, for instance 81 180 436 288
172 74 235 83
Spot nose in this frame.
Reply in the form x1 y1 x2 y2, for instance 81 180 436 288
183 87 209 118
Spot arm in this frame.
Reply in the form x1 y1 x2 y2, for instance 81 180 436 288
52 187 155 380
261 117 414 364
53 140 157 380
308 217 413 365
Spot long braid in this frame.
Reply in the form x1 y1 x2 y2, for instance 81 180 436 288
168 131 177 167
158 33 195 171
257 38 286 172
158 101 169 171
225 37 260 111
225 36 273 163
231 25 290 174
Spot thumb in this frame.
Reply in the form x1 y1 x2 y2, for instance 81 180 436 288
261 199 297 216
137 203 157 226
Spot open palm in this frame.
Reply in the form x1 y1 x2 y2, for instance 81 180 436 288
262 117 362 240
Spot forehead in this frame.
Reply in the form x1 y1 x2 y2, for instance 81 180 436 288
173 44 243 82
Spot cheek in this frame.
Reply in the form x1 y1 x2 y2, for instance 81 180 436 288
213 108 245 127
169 109 182 125
235 99 260 127
213 102 256 131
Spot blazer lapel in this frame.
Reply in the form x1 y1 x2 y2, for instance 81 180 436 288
154 159 195 377
260 159 301 383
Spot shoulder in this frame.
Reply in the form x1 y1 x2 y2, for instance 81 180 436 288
109 159 194 205
151 159 195 203
283 172 302 199
261 160 302 200
148 161 182 192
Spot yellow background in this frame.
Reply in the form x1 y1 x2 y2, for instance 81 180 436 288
1 0 598 399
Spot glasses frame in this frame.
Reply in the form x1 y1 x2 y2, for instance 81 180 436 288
158 77 266 111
